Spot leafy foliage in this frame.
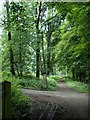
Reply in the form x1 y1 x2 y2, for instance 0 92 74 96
1 2 89 119
11 84 33 119
55 3 90 83
1 1 89 96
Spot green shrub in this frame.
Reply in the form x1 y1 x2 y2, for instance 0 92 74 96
65 78 89 93
2 73 33 119
17 75 58 91
15 74 60 91
2 73 60 92
49 75 60 81
11 84 32 119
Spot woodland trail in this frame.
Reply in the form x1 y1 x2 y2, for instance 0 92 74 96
22 80 89 120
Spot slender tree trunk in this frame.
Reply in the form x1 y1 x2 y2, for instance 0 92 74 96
6 1 15 75
19 34 23 76
72 67 75 80
14 63 20 76
47 43 51 75
41 32 48 88
8 32 15 75
47 23 52 76
36 43 40 78
51 65 54 75
41 32 46 74
86 53 90 83
36 2 42 78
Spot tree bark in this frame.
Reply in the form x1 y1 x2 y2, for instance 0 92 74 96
36 2 42 78
41 32 46 74
6 1 15 75
8 32 15 75
14 63 20 76
72 67 75 80
19 34 23 77
41 32 48 88
47 23 52 76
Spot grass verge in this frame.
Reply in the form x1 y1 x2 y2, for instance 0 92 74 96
65 78 90 93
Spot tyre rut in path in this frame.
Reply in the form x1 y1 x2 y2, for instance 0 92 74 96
22 81 89 119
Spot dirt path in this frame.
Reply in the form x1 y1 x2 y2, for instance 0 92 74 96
22 81 89 119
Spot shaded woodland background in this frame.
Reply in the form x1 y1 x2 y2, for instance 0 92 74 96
0 2 90 83
0 1 89 119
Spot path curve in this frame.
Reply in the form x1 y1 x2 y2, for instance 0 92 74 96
22 81 89 119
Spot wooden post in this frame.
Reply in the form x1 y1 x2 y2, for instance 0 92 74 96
1 81 11 120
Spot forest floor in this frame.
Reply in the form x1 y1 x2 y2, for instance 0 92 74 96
22 80 89 120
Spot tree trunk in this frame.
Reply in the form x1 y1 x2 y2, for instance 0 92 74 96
8 32 15 75
14 63 20 76
47 23 52 76
35 2 42 78
41 32 46 74
19 34 23 77
6 1 15 75
72 67 75 80
41 32 48 88
36 44 40 78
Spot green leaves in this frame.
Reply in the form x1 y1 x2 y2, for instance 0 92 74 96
1 2 90 82
55 3 90 82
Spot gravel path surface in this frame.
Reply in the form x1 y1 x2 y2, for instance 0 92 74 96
22 81 89 119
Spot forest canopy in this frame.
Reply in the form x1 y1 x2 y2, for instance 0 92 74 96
0 1 90 83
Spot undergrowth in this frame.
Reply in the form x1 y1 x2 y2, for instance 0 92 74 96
65 78 89 93
11 84 32 119
1 72 60 119
2 72 59 91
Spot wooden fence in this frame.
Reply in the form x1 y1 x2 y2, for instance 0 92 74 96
0 81 11 120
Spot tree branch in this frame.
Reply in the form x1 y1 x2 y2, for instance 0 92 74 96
40 13 59 29
44 13 58 23
36 2 42 30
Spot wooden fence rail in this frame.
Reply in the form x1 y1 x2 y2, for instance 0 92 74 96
0 81 11 120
